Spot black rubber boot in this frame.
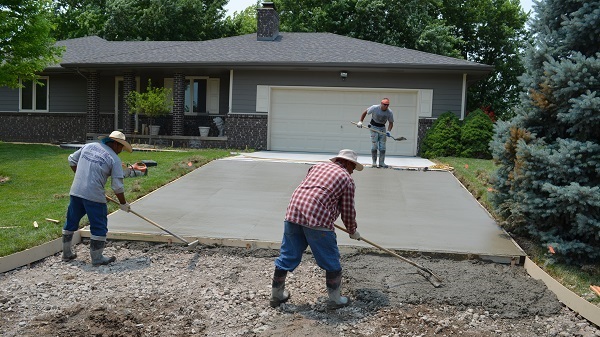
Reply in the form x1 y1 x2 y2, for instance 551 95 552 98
62 233 77 262
90 239 116 266
270 268 290 308
371 150 378 168
326 270 350 309
379 150 388 168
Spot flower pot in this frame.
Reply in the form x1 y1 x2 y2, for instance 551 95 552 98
199 126 210 137
149 125 160 136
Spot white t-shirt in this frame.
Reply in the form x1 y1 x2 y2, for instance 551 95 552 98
68 142 125 203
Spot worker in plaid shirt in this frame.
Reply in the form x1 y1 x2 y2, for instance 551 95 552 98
270 149 363 310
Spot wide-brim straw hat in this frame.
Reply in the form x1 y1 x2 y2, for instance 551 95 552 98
98 131 133 153
330 149 363 171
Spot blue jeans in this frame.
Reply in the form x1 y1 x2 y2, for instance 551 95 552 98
274 221 342 272
370 125 387 151
63 195 108 238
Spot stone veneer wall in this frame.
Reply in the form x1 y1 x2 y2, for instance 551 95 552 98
0 113 87 143
417 118 435 156
225 114 267 150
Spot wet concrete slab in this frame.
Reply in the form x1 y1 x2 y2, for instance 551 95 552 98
95 152 524 261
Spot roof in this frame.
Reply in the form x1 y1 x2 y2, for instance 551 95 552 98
53 34 493 73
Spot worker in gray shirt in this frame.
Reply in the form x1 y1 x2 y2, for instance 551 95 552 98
62 131 133 266
356 98 394 168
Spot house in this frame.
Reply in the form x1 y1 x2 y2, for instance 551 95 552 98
0 2 492 155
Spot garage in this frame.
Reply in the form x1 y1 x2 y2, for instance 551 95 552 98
268 87 422 156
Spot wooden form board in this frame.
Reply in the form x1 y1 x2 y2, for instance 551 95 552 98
524 257 600 327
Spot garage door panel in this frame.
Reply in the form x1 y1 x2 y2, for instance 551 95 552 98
270 88 418 156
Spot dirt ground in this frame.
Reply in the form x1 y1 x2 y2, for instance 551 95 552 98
1 241 598 337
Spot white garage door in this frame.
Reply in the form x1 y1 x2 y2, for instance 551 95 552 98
269 87 419 156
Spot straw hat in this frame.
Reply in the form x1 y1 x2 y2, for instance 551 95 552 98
330 149 363 171
98 131 133 153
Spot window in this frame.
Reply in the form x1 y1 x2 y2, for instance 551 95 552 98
20 77 49 111
184 78 208 114
165 77 219 115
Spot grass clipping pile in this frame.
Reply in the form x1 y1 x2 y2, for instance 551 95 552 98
1 241 599 337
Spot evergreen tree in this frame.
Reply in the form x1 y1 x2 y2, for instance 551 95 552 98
490 0 600 264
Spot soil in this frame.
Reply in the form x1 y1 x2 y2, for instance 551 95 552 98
1 240 599 337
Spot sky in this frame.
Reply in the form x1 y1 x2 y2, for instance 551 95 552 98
225 0 536 17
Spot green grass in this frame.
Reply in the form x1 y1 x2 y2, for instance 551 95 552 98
434 157 600 306
0 142 231 257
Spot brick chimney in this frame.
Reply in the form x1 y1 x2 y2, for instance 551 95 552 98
257 2 279 41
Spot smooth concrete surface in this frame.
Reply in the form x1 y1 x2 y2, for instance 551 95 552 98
93 152 524 259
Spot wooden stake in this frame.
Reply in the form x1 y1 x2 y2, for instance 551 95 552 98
591 285 600 297
45 218 60 224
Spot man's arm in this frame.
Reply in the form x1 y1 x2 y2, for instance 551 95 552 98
359 110 368 122
388 122 393 132
70 165 77 173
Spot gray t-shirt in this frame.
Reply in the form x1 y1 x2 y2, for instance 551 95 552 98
68 142 125 203
367 105 394 125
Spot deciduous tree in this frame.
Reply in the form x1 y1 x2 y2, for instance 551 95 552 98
0 0 63 88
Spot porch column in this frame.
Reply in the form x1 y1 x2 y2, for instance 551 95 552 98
86 71 99 135
123 72 135 134
172 72 185 136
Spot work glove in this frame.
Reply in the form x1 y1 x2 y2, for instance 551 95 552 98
119 203 131 212
386 131 392 137
356 121 363 128
349 231 361 240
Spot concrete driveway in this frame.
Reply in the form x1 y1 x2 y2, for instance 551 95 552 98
85 151 524 263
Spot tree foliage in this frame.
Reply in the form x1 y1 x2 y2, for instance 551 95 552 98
440 0 529 121
223 1 260 36
0 0 63 88
490 0 600 264
51 0 230 41
419 112 462 158
50 0 108 40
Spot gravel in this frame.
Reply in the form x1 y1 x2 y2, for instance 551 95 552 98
1 240 599 337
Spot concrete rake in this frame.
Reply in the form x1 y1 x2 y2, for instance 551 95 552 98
350 121 407 141
106 195 199 249
335 224 443 288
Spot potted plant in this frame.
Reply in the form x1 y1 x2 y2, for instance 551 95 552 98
126 79 173 144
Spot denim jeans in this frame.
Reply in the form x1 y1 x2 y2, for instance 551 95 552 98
370 125 387 151
274 221 342 272
63 195 108 237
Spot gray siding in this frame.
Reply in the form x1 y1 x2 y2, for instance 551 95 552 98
49 74 87 113
231 70 464 118
0 86 19 111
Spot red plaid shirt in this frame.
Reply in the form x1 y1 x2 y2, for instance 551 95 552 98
285 161 357 234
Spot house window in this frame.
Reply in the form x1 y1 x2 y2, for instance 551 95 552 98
165 77 219 115
20 77 49 111
184 78 208 114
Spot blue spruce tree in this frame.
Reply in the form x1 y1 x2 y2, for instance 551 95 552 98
490 0 600 264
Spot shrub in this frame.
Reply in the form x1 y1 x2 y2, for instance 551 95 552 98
460 109 494 159
420 111 461 158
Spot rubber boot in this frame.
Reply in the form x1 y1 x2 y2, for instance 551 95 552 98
371 150 378 168
270 268 290 308
62 231 77 262
379 150 388 168
90 239 116 266
326 270 350 309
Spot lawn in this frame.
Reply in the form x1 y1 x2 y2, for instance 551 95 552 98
435 157 600 306
0 142 231 257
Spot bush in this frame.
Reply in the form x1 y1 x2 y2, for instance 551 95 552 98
420 111 461 158
460 109 494 159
